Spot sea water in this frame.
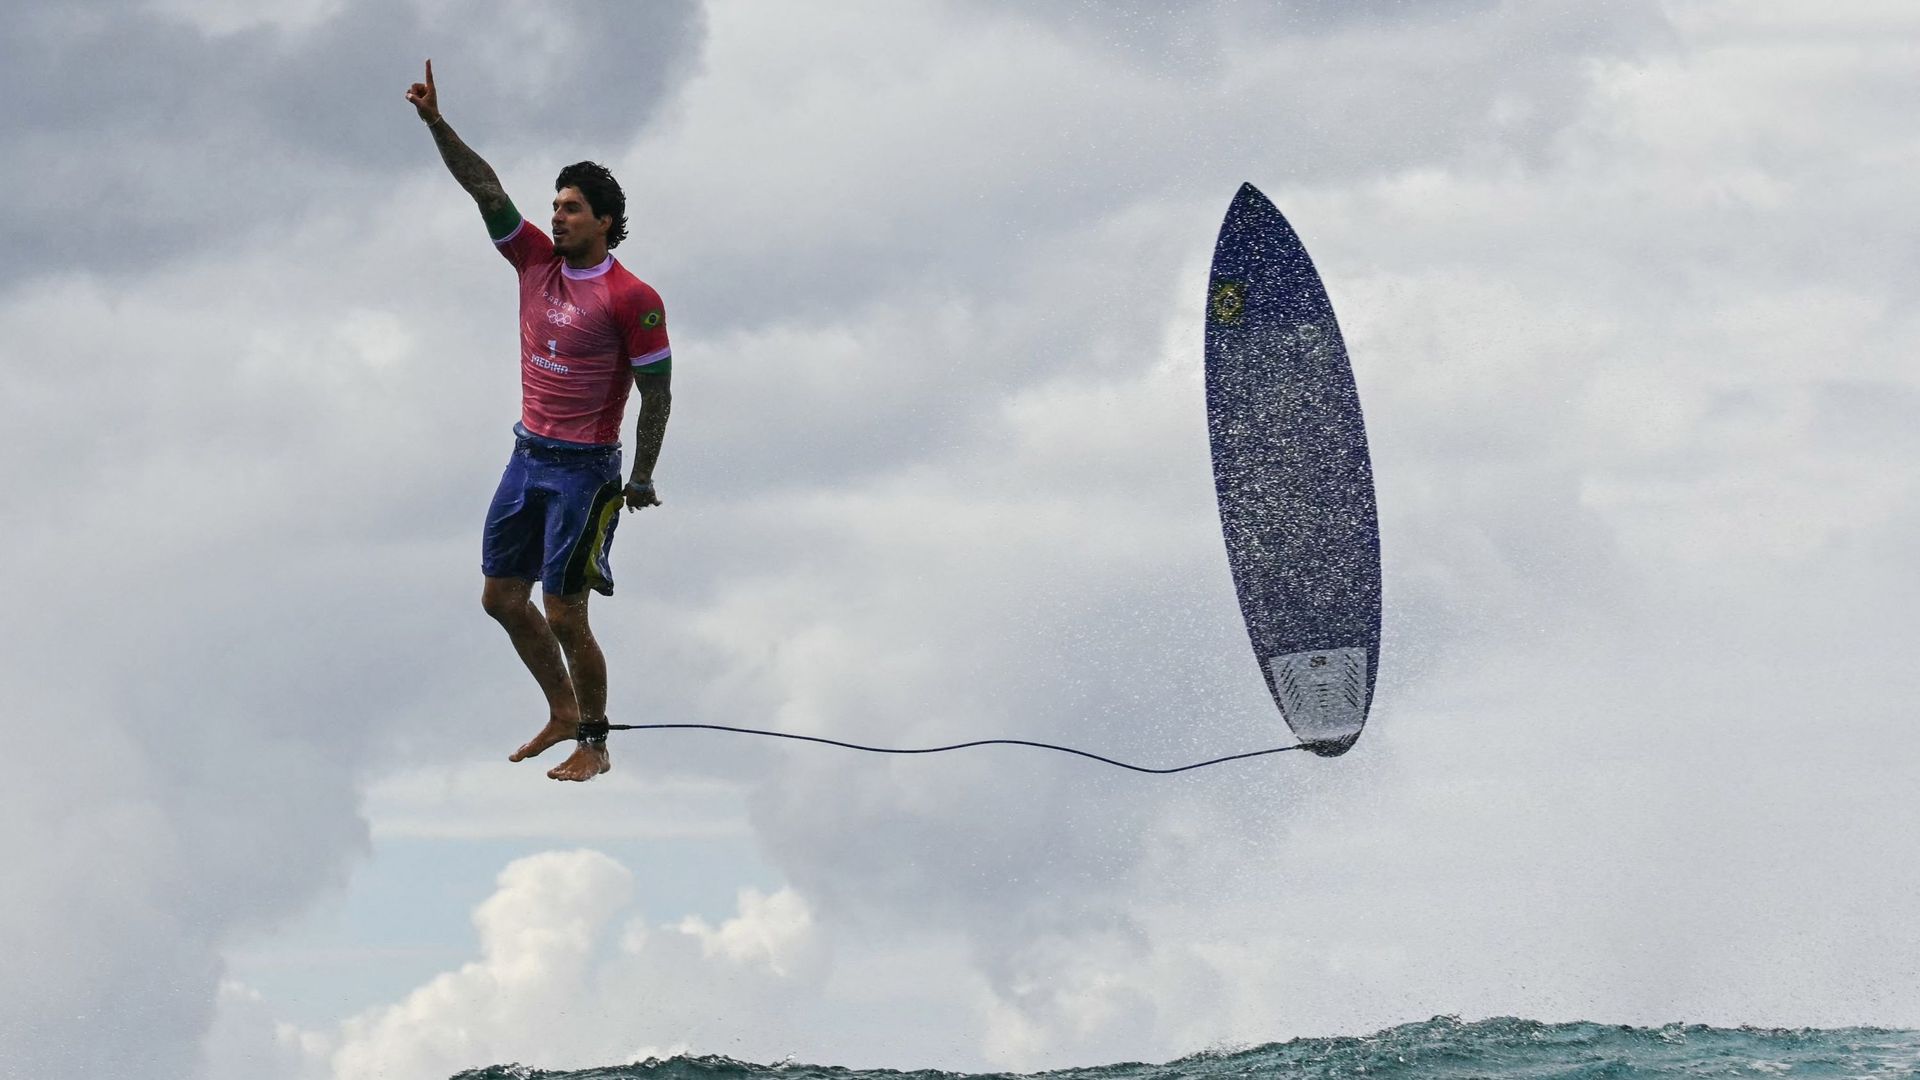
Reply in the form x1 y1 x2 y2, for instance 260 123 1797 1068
450 1015 1920 1079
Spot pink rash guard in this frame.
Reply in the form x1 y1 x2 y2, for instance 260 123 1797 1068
494 216 671 446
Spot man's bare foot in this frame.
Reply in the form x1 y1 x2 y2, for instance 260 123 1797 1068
547 743 611 782
509 714 580 762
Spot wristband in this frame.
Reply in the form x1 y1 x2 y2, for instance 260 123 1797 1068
625 479 655 494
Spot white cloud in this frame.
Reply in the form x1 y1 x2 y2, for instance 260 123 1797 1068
608 0 1920 1066
286 851 830 1080
205 980 330 1080
323 850 637 1079
0 9 702 1075
7 0 1919 1075
677 886 821 978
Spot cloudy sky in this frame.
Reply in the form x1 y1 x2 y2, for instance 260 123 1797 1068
4 1 1918 1078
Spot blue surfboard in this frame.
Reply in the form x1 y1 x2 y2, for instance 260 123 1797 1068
1205 183 1381 757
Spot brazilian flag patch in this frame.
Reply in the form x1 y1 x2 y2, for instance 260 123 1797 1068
642 310 663 329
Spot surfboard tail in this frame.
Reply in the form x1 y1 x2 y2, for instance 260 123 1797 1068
1267 646 1368 750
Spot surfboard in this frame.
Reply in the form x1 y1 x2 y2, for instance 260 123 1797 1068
1204 183 1381 757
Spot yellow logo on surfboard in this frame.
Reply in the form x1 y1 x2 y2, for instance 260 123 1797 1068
1209 282 1246 324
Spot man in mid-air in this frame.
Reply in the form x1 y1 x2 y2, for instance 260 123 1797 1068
407 60 673 782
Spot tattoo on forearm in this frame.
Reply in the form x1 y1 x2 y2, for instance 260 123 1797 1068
634 396 672 477
429 120 509 213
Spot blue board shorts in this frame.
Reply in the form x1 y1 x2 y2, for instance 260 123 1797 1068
482 424 624 596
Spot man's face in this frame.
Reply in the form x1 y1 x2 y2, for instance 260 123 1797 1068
551 186 608 258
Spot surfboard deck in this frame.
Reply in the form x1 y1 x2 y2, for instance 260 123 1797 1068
1204 183 1381 757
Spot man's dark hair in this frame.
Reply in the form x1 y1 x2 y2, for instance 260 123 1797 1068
555 161 628 249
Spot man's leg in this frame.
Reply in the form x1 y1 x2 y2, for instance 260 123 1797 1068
482 575 584 762
541 589 611 782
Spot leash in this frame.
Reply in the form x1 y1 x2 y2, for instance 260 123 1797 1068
580 720 1307 774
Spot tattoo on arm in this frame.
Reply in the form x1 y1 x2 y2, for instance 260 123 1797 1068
632 374 673 480
428 119 510 216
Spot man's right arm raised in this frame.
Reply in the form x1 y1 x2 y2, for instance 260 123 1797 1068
406 60 516 233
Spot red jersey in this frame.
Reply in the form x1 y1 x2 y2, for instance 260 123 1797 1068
494 216 671 445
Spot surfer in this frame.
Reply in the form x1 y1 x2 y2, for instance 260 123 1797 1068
406 60 674 782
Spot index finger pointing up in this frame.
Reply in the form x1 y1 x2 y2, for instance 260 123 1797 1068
425 58 434 86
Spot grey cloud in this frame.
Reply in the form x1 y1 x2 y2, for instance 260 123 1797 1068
651 0 1676 344
963 0 1660 83
0 539 438 1076
1806 380 1920 451
966 0 1509 74
0 0 702 285
0 6 704 1068
628 5 1916 1055
580 0 1686 1026
8 0 1920 1072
